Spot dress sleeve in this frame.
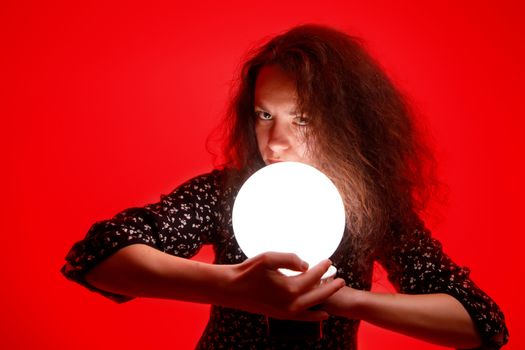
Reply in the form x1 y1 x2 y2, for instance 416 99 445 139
61 171 223 303
378 223 509 349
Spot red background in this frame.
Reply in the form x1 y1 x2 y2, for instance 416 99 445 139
1 1 523 349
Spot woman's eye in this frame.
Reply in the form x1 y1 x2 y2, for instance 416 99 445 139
293 116 309 126
255 111 272 120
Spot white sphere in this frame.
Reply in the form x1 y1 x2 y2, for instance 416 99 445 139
232 162 345 276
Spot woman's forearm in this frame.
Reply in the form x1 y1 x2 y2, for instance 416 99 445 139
84 244 345 321
84 244 232 303
323 287 482 348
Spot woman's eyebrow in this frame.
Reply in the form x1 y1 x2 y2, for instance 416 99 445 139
254 103 300 116
254 101 273 112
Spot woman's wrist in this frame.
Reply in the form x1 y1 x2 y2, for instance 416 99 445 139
209 263 240 307
320 286 368 319
347 288 368 319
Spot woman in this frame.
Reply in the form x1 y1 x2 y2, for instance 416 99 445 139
62 24 508 349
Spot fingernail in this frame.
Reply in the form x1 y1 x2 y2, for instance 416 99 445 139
301 261 309 270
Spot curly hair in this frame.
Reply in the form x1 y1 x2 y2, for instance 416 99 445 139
218 24 440 263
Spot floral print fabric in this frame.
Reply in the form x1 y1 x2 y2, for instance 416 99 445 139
62 170 508 349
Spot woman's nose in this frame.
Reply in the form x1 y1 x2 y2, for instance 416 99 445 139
267 122 291 152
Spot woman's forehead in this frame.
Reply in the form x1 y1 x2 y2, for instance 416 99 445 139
256 65 295 89
255 66 298 107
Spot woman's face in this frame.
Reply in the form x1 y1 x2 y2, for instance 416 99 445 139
254 65 314 166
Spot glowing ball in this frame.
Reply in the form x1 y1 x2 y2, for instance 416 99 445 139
232 162 345 277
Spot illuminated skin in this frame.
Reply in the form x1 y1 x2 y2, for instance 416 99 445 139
254 65 313 166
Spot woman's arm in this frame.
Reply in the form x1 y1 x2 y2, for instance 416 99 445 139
354 223 509 349
85 244 345 321
320 287 483 348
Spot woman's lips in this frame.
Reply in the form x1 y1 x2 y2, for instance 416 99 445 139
267 158 284 164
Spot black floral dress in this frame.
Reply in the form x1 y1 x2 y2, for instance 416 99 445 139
62 170 508 349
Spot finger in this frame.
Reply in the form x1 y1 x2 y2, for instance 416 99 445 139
294 278 345 310
258 252 309 272
292 259 332 291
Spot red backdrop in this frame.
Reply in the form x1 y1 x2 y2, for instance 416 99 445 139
1 1 523 349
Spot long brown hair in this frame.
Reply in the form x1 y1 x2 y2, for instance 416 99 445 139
218 24 440 262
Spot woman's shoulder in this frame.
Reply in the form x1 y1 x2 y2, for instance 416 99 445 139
165 168 242 200
178 169 224 188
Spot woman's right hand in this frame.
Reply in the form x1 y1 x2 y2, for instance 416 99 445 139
84 244 344 321
220 252 346 321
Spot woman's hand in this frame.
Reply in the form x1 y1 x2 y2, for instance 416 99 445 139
84 245 345 322
221 252 345 321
